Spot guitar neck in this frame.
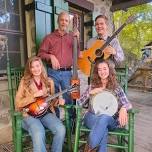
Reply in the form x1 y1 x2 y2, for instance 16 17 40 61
100 23 127 51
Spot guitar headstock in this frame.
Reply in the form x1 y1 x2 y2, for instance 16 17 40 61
126 14 139 24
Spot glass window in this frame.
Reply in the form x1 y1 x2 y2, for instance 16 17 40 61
0 0 26 74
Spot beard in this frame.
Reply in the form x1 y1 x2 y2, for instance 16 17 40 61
59 25 68 32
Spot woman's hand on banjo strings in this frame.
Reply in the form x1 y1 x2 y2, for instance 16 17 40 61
89 87 103 95
118 107 128 127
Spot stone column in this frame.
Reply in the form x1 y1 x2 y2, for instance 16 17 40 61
87 0 113 36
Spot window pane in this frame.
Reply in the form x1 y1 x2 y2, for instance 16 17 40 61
0 0 26 74
0 33 25 71
0 11 10 29
6 0 19 14
0 0 5 12
0 0 20 30
8 13 20 30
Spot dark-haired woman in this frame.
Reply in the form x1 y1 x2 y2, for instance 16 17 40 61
78 60 132 152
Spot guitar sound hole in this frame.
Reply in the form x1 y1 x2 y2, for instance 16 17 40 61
95 49 102 57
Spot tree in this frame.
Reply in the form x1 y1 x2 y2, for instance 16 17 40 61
113 3 152 61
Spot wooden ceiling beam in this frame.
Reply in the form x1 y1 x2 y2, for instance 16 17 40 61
111 0 152 12
65 0 94 12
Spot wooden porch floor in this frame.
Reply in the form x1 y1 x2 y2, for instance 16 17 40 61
109 88 152 152
128 88 152 152
80 72 152 152
0 88 151 152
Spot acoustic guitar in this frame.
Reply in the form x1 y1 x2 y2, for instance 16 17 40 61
23 84 77 118
78 15 137 76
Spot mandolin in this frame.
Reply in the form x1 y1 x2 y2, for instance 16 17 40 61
23 84 78 118
78 15 137 76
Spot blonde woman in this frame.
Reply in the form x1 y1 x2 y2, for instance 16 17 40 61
15 56 65 152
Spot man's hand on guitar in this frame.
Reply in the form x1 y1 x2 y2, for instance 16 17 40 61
50 54 60 70
104 47 116 55
111 48 116 55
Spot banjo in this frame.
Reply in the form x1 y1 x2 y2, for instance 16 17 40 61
90 90 118 116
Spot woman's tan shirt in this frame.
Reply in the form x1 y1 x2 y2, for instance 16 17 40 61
15 77 58 117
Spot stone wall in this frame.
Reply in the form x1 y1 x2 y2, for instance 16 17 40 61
88 0 113 36
0 79 12 144
128 59 152 91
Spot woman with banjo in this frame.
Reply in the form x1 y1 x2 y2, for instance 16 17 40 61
78 60 132 152
15 56 66 152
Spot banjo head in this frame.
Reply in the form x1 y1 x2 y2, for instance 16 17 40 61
91 90 118 116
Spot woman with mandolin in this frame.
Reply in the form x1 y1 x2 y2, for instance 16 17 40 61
15 56 65 152
78 60 132 152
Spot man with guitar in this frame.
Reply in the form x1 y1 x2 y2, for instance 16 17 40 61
15 56 66 152
38 12 80 118
86 14 124 66
78 14 125 84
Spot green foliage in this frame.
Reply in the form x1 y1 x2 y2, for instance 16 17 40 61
113 3 152 59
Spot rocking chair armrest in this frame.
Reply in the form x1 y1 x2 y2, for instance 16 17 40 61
9 110 22 119
60 104 74 109
13 112 23 140
13 111 22 117
14 111 23 125
128 108 139 114
127 109 139 121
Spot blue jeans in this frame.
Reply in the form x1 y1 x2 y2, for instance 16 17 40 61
22 113 66 152
48 68 74 118
84 112 119 152
48 68 72 105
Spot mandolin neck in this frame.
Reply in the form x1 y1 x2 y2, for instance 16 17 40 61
45 88 69 103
